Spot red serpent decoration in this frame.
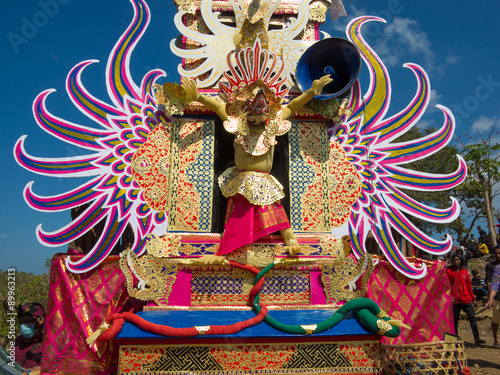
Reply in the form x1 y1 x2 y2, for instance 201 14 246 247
97 260 268 341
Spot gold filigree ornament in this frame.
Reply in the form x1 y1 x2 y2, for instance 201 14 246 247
174 0 199 14
223 86 291 156
153 83 165 105
309 0 330 22
146 233 182 257
343 172 361 192
377 310 390 319
226 244 275 268
218 168 285 205
236 0 271 50
309 97 343 121
319 234 344 258
301 324 317 335
321 252 374 303
376 319 394 336
131 154 152 177
119 249 178 305
211 344 296 371
231 264 253 280
156 82 191 116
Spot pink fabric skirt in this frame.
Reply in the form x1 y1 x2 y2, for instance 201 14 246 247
216 194 291 255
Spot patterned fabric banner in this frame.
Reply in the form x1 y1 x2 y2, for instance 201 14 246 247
41 254 140 374
367 258 453 344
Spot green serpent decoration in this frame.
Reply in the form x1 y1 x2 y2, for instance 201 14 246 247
252 262 408 337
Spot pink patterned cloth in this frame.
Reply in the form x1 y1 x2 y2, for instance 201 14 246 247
217 194 290 255
367 258 454 344
41 254 141 375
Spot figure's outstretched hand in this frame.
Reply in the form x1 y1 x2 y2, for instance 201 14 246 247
311 74 333 96
283 244 302 256
196 254 229 265
280 228 302 256
181 78 199 102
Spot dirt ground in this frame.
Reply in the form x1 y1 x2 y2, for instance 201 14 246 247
456 303 500 375
453 255 500 374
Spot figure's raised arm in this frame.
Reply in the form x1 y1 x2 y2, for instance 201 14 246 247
282 75 333 120
181 79 229 122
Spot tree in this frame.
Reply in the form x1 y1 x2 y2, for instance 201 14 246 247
455 126 500 248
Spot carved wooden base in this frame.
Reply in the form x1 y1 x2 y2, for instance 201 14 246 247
118 339 381 374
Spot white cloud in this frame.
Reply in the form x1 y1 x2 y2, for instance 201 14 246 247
347 4 369 20
328 8 460 75
463 115 500 146
445 54 461 66
374 17 435 69
471 115 500 133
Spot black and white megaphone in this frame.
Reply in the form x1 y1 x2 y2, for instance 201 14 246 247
295 37 362 100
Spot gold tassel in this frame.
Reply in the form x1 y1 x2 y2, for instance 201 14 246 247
86 320 110 347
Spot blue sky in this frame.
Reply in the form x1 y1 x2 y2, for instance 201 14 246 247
1 0 500 275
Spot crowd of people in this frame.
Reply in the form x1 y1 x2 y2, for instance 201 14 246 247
445 222 500 347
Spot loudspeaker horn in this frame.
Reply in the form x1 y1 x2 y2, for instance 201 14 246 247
295 37 362 100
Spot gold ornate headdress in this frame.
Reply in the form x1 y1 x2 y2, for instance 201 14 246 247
220 40 290 136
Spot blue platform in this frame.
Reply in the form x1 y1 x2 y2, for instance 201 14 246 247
116 309 378 340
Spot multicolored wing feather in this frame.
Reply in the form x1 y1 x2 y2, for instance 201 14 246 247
14 0 167 273
336 17 466 279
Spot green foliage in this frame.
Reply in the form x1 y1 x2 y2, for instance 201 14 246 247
0 261 51 348
454 128 500 246
455 143 500 210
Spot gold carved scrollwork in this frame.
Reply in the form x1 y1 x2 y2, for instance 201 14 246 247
119 249 178 306
274 244 317 256
321 241 374 303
